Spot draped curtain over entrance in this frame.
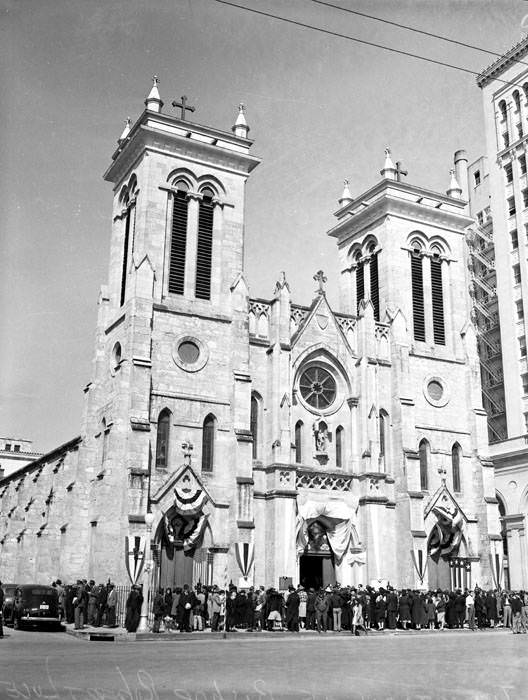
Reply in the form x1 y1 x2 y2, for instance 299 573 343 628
296 499 358 564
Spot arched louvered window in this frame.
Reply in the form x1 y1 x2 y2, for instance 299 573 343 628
411 249 425 342
295 420 303 464
498 99 507 122
250 394 259 460
120 204 133 306
369 245 380 321
355 253 364 315
202 414 216 472
168 181 189 295
431 253 445 345
335 425 343 468
379 410 388 459
419 439 429 491
155 410 171 470
195 187 214 300
513 90 521 113
452 443 461 492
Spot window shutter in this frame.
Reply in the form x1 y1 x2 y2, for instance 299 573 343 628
250 396 258 460
335 426 343 468
356 262 364 315
202 416 215 472
168 191 188 295
431 257 445 345
295 421 303 463
370 253 380 321
195 196 214 300
411 253 425 341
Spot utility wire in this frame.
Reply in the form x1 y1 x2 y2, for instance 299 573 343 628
307 0 514 61
211 0 528 88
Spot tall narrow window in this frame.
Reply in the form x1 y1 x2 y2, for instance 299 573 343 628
120 207 131 306
168 182 189 295
369 250 380 321
295 420 303 464
379 410 388 460
452 443 461 492
335 425 343 468
356 257 364 314
431 254 445 345
250 394 259 460
155 410 170 470
195 188 214 300
202 414 216 472
411 250 425 342
419 439 429 491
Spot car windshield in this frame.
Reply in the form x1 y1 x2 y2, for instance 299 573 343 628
29 589 54 596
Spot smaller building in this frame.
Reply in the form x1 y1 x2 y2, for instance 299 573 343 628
0 437 42 479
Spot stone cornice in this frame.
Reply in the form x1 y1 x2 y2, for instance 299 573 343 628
476 37 528 88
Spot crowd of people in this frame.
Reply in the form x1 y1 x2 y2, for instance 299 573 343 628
56 581 527 635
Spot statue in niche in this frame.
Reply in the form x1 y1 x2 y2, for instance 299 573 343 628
313 420 329 453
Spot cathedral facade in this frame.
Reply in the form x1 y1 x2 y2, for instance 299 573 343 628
0 81 502 592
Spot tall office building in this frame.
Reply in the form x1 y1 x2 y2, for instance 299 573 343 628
470 37 528 589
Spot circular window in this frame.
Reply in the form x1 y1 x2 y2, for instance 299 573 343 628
178 340 200 364
299 367 336 409
427 380 443 401
173 336 209 372
423 375 449 407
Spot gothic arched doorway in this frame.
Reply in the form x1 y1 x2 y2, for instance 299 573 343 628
299 519 336 590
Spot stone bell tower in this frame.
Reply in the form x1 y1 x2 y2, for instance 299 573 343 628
77 77 261 584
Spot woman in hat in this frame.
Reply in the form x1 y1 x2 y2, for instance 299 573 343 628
297 585 307 629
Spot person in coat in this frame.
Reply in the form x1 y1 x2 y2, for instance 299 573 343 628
486 590 498 628
398 590 411 630
330 587 343 632
315 591 329 633
177 584 196 633
411 591 423 630
106 584 118 628
375 591 387 630
306 588 316 630
73 580 87 630
454 590 466 628
150 587 164 633
386 587 398 630
285 585 300 632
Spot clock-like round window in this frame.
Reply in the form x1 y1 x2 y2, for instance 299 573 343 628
299 367 337 409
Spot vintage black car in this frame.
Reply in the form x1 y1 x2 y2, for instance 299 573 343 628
4 584 61 629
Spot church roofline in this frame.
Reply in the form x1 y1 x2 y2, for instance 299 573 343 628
104 112 261 184
0 435 81 485
476 36 528 88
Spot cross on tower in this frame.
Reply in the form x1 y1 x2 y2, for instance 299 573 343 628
395 161 408 182
313 270 327 295
171 95 196 120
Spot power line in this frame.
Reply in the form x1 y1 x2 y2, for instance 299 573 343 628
212 0 479 78
307 0 511 60
211 0 528 89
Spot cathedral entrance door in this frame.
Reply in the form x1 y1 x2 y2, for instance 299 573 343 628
427 554 451 591
299 555 336 590
159 544 194 590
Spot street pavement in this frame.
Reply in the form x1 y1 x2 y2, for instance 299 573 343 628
0 627 527 700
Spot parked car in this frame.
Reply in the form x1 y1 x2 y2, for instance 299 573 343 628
1 583 18 622
5 584 60 629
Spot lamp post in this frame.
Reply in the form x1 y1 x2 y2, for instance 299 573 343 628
137 510 155 634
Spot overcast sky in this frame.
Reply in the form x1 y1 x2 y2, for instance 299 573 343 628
1 0 526 453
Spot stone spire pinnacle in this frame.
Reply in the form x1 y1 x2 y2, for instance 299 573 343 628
446 168 463 199
338 179 353 207
380 147 397 180
118 117 131 144
145 75 163 113
232 103 249 138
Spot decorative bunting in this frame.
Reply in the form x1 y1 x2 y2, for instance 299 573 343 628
125 534 146 585
235 542 255 580
428 504 464 563
410 548 428 584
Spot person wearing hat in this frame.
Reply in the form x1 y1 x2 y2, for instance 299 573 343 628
285 585 300 632
126 584 145 632
177 584 196 633
297 585 307 629
386 586 398 630
315 590 329 633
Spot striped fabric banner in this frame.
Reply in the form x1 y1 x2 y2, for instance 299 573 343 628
235 542 255 580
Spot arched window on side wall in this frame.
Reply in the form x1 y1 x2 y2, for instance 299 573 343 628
335 425 343 468
379 410 388 465
431 253 446 345
452 443 461 492
250 394 259 460
419 439 429 490
202 414 216 472
295 420 303 464
369 244 380 321
155 409 171 470
355 252 364 315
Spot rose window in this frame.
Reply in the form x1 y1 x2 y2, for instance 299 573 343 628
299 367 336 409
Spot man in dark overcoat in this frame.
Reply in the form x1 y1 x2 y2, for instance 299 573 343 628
285 585 300 632
386 586 398 629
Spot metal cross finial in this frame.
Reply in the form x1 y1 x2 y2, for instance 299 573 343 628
182 439 194 466
395 161 408 182
172 95 196 120
152 75 159 85
313 270 327 294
